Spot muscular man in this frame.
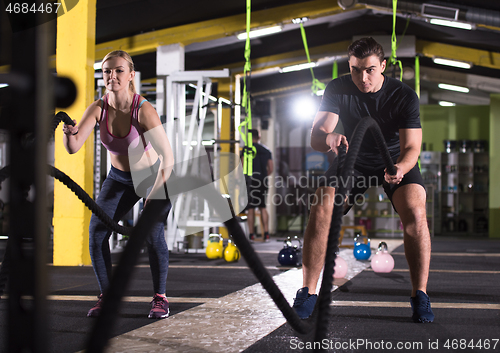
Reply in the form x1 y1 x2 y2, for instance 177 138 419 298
292 37 434 323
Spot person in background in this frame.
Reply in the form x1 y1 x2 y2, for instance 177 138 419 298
245 129 273 242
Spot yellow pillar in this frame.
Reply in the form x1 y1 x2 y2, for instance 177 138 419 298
53 0 96 265
489 94 500 238
218 105 233 239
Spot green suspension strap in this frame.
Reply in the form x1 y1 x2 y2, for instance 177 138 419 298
415 55 420 98
238 0 256 177
333 60 338 80
386 0 403 81
299 22 326 95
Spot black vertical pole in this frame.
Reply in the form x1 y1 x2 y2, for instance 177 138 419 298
5 3 53 352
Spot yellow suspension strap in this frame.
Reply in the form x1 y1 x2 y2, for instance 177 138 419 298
386 0 403 80
299 22 326 95
238 0 256 177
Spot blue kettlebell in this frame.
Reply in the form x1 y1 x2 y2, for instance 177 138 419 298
353 233 371 260
278 236 302 267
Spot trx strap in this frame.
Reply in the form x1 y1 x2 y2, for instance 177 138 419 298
333 60 338 80
415 55 420 98
299 22 326 95
238 0 256 177
386 0 403 80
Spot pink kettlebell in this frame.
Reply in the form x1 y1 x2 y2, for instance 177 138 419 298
333 256 348 279
371 242 394 273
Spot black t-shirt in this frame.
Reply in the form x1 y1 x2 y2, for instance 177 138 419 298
252 143 272 180
319 74 421 169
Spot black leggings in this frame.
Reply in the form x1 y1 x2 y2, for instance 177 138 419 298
89 166 170 294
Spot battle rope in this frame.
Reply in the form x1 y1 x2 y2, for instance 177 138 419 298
1 111 397 352
87 116 396 350
0 112 133 236
49 165 133 236
314 117 396 349
0 112 134 298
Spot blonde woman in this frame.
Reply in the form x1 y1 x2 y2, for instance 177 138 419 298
63 50 174 319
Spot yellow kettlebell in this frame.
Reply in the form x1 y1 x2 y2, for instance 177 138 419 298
205 234 223 259
224 239 241 262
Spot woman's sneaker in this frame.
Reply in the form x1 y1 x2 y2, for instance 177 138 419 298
292 287 317 319
410 290 435 323
148 294 170 319
87 294 103 318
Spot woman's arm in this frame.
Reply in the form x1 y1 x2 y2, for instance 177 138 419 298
138 100 174 201
62 100 101 154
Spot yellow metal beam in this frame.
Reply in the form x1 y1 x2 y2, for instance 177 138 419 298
53 0 96 266
417 40 500 70
94 0 349 60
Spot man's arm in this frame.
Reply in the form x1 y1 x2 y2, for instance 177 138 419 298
385 128 422 184
310 111 348 154
267 158 274 176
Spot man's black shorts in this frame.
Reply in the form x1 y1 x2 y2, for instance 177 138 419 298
247 177 268 209
321 158 425 212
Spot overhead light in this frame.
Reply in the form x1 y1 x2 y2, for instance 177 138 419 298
433 57 472 69
315 90 325 96
438 101 456 107
94 61 102 70
0 83 8 89
292 17 309 24
422 4 459 20
236 26 282 40
429 18 472 30
280 62 316 73
438 83 469 93
293 96 318 119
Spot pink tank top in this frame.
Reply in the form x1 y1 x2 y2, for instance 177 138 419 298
99 94 153 156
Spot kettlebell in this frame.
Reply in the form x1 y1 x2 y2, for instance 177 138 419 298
223 239 241 262
371 241 394 273
278 236 302 267
333 254 348 279
205 234 223 259
353 233 371 260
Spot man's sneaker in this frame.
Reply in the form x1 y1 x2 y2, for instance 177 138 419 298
87 294 103 318
292 287 317 319
148 294 170 319
249 233 255 242
264 232 270 242
410 290 435 323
